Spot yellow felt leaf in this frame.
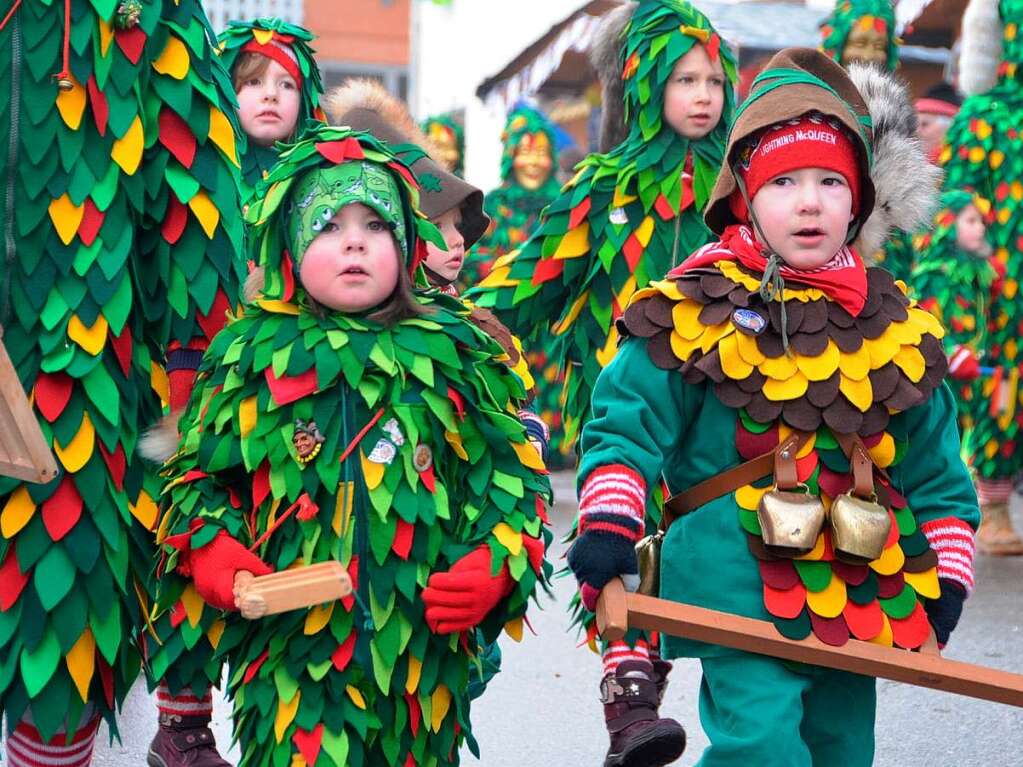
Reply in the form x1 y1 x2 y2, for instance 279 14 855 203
188 190 220 239
67 313 107 356
734 484 769 511
181 583 205 628
66 629 96 702
98 17 113 55
360 452 385 489
151 362 170 406
892 346 925 383
759 352 798 380
735 331 766 366
252 27 275 44
129 489 159 530
612 187 637 208
595 325 619 368
49 194 85 246
505 616 524 641
551 289 589 335
865 333 899 369
333 482 354 536
290 755 307 767
239 396 257 438
904 567 941 600
867 433 896 468
634 216 655 246
1 486 36 538
805 572 847 618
274 689 301 742
794 341 839 381
869 542 905 576
54 412 95 473
207 620 226 650
257 299 301 315
479 265 515 289
699 323 733 355
794 533 827 561
156 505 173 544
669 330 700 361
208 106 239 166
56 74 86 130
762 371 808 401
554 223 589 260
153 35 190 79
616 275 638 312
345 685 366 709
430 685 452 732
718 334 753 379
406 655 422 694
869 613 894 646
492 522 522 556
444 430 468 460
839 374 873 412
838 343 871 380
304 602 334 635
112 116 144 175
648 280 683 302
778 425 816 458
672 300 703 341
512 439 545 470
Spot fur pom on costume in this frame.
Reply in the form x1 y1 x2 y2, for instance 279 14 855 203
589 1 636 153
138 413 182 463
243 266 266 304
959 0 1003 96
325 78 438 156
848 63 942 259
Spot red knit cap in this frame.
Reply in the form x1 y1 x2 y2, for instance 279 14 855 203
729 113 861 223
241 36 303 86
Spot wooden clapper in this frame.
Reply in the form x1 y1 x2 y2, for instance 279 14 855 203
596 578 1023 707
234 562 353 619
0 329 58 484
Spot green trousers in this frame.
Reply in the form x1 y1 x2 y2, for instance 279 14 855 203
695 652 876 767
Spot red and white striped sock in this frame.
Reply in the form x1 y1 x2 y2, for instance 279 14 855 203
921 517 977 593
975 477 1012 505
6 719 98 767
602 638 651 676
156 682 213 719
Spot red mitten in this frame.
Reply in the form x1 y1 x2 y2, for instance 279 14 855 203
948 346 980 381
190 531 272 611
422 545 514 634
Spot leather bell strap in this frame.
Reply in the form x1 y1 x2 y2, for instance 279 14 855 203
833 432 876 499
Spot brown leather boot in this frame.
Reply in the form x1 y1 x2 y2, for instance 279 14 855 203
977 501 1023 556
602 660 686 767
147 713 231 767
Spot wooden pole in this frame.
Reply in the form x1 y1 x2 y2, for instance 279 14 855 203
234 561 353 619
596 578 1023 707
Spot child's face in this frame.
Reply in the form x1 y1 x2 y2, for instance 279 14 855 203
955 204 987 254
236 58 301 147
750 168 854 270
662 44 726 140
300 203 401 313
425 207 465 283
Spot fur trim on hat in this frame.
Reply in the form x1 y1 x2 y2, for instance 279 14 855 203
138 413 183 464
326 78 440 157
847 63 942 259
958 0 1003 96
589 2 636 153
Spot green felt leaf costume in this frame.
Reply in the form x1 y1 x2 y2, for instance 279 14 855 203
421 113 464 178
819 0 899 72
153 126 551 767
217 17 326 197
939 0 1023 480
469 0 737 449
0 0 245 740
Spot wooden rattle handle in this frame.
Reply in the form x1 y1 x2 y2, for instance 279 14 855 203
234 561 353 620
596 577 629 642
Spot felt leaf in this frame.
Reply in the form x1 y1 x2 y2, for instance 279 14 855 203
129 490 159 531
331 633 356 672
360 452 384 490
869 542 905 576
0 547 30 610
304 602 333 635
320 729 349 767
48 194 85 246
274 688 301 743
843 599 884 641
492 522 522 556
1 486 36 538
20 626 60 697
294 725 324 767
239 396 257 437
511 439 545 470
159 108 197 168
153 35 190 79
65 628 96 702
430 684 451 732
188 190 220 239
41 477 82 541
764 583 806 619
903 567 940 600
54 412 95 473
34 372 73 423
405 654 422 694
505 616 524 641
208 106 239 166
266 368 318 406
111 116 144 175
181 583 204 628
346 684 366 709
67 313 108 355
56 73 86 130
805 572 846 619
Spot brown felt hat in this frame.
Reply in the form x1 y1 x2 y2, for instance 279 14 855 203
339 107 489 247
704 47 876 236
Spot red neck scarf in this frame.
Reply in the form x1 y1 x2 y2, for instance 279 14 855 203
670 225 869 317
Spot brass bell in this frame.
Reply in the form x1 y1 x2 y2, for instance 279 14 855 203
634 530 663 597
757 487 826 557
55 77 74 92
830 491 891 563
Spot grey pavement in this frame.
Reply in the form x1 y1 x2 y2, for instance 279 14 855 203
75 470 1023 766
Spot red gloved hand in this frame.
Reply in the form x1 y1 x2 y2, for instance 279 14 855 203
948 346 981 381
190 531 272 611
422 545 515 634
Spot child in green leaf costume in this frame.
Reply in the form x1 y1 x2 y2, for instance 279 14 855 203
152 126 551 767
218 18 326 198
937 0 1023 555
819 0 898 71
0 0 245 763
421 114 465 178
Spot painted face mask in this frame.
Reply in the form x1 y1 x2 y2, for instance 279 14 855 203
819 0 899 72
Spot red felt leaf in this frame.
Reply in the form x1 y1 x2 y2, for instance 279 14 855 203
315 139 364 164
830 560 868 586
654 193 675 221
843 599 884 641
34 372 73 423
405 692 421 738
446 386 465 420
0 548 29 611
197 289 231 342
419 464 436 494
876 571 905 599
42 476 83 541
331 633 356 671
252 463 270 510
391 519 414 560
387 160 416 188
87 76 108 136
405 754 416 767
568 198 591 230
535 493 549 525
115 26 147 65
78 199 104 246
162 196 188 245
266 367 318 406
97 442 126 492
795 452 818 483
809 611 850 646
170 600 187 628
342 557 358 611
759 559 800 590
531 257 564 285
681 173 695 211
763 582 805 619
734 422 778 461
890 601 930 649
280 251 296 302
295 493 319 522
98 657 114 706
817 466 852 500
243 649 269 684
622 234 643 271
159 109 197 168
706 33 721 62
294 725 324 766
109 326 133 377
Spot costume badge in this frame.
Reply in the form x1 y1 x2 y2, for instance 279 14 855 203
413 444 433 473
293 420 325 465
609 207 628 226
115 0 143 28
382 418 406 446
732 308 767 335
368 439 397 465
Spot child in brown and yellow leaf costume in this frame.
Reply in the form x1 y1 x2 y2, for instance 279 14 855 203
568 48 978 767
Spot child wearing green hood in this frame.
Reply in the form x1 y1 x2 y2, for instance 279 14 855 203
151 126 550 767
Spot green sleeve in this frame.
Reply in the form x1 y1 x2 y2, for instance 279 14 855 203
578 338 699 494
894 383 980 530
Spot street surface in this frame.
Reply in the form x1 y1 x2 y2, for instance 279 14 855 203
66 471 1023 766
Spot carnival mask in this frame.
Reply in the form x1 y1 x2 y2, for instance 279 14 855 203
512 133 553 191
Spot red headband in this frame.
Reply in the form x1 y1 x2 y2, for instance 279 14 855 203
241 37 303 87
729 114 861 223
915 98 959 118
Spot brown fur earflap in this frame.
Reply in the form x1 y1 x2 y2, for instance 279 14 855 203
325 78 440 157
589 1 636 153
